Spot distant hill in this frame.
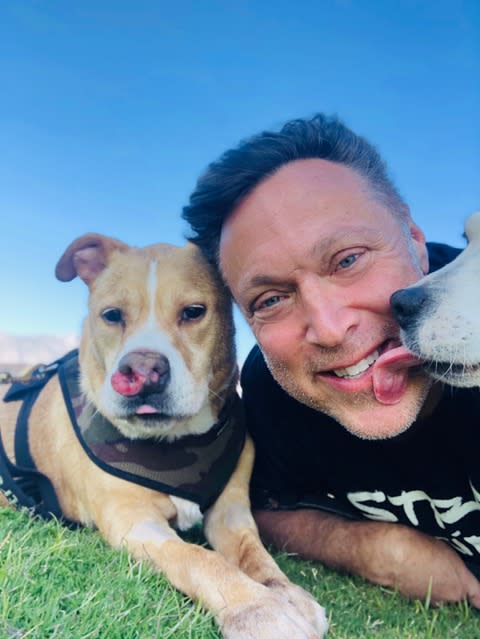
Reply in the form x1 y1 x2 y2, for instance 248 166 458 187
0 332 79 372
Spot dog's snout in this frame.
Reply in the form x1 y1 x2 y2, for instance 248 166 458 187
390 286 428 328
112 350 170 397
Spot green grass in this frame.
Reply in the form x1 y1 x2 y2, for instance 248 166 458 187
1 508 479 638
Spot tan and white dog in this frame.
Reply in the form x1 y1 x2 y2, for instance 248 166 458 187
391 210 480 388
0 234 328 639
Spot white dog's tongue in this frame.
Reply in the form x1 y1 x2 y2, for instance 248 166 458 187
372 346 423 405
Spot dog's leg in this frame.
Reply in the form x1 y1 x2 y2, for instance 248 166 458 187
94 490 326 639
204 436 328 637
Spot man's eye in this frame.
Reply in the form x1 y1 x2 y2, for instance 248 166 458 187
261 295 283 309
252 294 288 316
337 254 358 270
101 307 124 325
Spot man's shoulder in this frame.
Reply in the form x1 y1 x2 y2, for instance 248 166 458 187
241 345 285 406
426 242 462 274
241 345 268 386
240 345 327 427
241 344 262 375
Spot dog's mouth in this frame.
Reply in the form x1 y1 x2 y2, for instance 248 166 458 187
128 409 189 426
134 403 167 417
117 396 184 425
423 360 480 384
131 412 190 426
103 398 195 441
133 411 173 422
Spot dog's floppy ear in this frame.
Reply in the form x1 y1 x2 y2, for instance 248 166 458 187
55 233 129 286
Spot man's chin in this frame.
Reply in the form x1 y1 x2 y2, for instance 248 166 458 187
325 385 432 440
267 358 433 440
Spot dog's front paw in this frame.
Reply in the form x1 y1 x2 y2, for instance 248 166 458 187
220 588 328 639
265 579 328 637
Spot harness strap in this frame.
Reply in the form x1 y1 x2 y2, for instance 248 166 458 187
0 415 64 520
15 383 42 469
0 423 37 511
1 355 76 523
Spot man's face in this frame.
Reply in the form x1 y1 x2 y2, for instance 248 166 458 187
219 158 432 439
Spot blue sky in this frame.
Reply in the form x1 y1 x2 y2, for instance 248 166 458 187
1 0 479 363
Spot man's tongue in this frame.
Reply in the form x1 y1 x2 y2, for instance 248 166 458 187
372 346 423 405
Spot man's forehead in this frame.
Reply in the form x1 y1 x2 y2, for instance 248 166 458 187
237 158 368 210
225 159 368 227
268 157 364 186
225 159 379 240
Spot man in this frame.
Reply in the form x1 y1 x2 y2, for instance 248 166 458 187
182 114 480 606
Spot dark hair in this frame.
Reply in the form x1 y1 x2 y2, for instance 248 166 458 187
182 113 407 264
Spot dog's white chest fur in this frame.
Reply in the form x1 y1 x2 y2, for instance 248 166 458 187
170 496 203 530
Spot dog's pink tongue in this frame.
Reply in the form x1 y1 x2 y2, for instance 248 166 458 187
136 404 158 415
111 370 146 396
372 346 423 405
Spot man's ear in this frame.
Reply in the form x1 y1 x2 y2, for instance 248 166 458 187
55 233 129 287
407 218 429 275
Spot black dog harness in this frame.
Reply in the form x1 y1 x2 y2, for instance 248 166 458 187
0 359 65 520
1 350 245 521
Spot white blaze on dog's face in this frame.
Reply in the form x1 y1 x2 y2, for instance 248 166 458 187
392 211 480 387
56 234 236 439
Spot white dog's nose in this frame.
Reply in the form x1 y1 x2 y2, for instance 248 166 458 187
390 286 429 329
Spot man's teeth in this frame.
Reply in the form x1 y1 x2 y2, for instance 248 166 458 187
333 350 380 379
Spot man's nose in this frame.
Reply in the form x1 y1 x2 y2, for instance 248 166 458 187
302 283 356 347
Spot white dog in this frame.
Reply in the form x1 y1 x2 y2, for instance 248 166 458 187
391 210 480 387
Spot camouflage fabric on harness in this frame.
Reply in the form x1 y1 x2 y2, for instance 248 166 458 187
58 351 246 512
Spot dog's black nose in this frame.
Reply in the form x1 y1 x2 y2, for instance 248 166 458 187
390 286 428 328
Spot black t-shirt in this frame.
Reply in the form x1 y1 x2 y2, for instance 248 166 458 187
242 242 480 565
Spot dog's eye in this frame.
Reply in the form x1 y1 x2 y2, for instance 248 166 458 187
101 307 124 325
181 304 206 322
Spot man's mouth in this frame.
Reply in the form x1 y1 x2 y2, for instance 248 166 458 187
332 349 380 379
319 340 424 405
